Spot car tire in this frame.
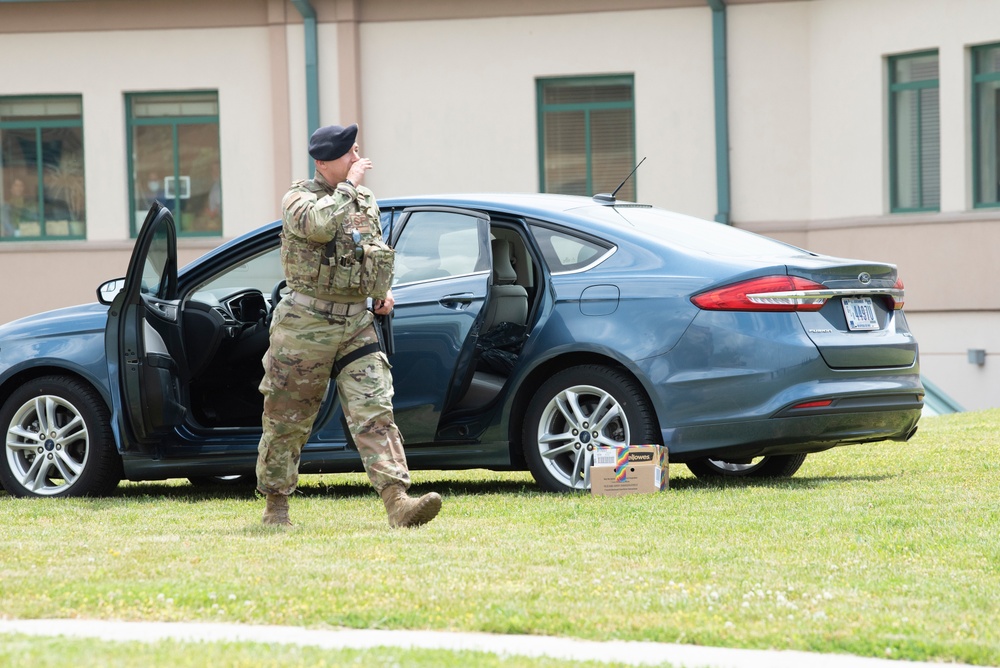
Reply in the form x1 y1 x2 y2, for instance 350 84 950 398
685 453 807 479
522 365 659 493
0 375 122 497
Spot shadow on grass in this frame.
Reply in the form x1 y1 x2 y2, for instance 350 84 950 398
92 470 895 504
108 476 541 502
669 473 894 491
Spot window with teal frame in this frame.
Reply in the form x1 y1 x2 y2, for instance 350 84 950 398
1 96 85 241
889 52 940 213
973 43 1000 208
127 91 222 237
537 75 636 200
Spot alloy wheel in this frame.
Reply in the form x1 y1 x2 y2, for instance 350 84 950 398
535 383 631 490
5 393 91 496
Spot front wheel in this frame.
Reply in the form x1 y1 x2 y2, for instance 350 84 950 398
685 454 807 479
0 376 122 497
522 365 659 493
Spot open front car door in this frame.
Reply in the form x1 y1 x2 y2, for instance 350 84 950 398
105 203 185 453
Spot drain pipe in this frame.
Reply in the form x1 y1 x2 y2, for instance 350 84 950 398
291 0 320 172
707 0 732 225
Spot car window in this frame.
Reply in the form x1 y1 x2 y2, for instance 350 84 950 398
141 222 172 296
191 247 282 297
379 208 397 242
529 224 613 274
393 211 488 284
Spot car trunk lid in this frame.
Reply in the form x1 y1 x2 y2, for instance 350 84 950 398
787 260 917 369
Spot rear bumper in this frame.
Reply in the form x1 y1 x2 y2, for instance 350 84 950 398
662 405 922 463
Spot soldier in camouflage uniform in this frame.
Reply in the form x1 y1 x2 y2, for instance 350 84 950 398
256 123 442 528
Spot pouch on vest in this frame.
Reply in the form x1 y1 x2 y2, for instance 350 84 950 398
281 232 321 282
358 239 395 299
315 203 393 300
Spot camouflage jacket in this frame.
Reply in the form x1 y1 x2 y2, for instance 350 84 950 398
280 172 394 302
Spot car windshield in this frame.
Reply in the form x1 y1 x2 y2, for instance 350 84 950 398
582 206 810 258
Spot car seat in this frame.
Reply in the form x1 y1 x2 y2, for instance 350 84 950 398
480 238 528 333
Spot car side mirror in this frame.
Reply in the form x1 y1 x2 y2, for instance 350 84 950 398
97 278 126 305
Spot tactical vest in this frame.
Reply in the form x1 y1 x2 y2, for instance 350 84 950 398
281 179 395 302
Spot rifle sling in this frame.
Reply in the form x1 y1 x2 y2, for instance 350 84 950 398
331 342 381 378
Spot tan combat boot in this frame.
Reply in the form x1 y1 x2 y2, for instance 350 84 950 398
379 484 442 528
262 493 292 526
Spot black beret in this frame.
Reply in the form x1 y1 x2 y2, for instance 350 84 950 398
308 123 358 161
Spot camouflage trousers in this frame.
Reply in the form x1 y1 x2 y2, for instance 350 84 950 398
256 297 410 496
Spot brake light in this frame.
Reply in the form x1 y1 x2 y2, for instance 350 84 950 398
888 278 905 310
791 399 833 409
691 275 828 312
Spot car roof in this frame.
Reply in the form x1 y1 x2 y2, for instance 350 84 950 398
379 192 616 220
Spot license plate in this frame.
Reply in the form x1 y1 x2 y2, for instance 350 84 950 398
842 297 879 331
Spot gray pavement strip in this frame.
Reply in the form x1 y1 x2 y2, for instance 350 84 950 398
0 619 993 668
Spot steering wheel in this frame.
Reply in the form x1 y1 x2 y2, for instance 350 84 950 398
266 279 288 326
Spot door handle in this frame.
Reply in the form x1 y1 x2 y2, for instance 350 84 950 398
440 293 474 310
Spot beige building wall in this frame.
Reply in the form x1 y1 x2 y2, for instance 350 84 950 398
727 1 812 223
359 6 717 217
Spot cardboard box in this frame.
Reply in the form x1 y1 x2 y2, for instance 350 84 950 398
590 445 669 496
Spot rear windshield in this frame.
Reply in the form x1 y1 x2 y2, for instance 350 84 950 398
580 205 809 258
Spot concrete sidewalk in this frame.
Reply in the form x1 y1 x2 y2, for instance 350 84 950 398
0 619 993 668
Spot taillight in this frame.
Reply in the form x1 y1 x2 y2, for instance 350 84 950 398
888 278 905 310
691 275 828 312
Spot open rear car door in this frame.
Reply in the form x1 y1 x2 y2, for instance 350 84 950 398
387 207 492 442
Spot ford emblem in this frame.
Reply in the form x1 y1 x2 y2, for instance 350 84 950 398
858 272 871 284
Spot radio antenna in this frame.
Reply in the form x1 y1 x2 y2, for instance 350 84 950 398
593 157 646 204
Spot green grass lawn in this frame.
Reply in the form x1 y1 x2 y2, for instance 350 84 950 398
1 409 998 666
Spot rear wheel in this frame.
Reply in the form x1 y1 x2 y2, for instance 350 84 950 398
685 454 806 479
522 365 659 493
0 376 122 497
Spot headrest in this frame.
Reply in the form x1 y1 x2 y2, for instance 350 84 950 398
491 239 516 285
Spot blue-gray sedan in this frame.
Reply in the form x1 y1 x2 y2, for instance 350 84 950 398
0 194 922 496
